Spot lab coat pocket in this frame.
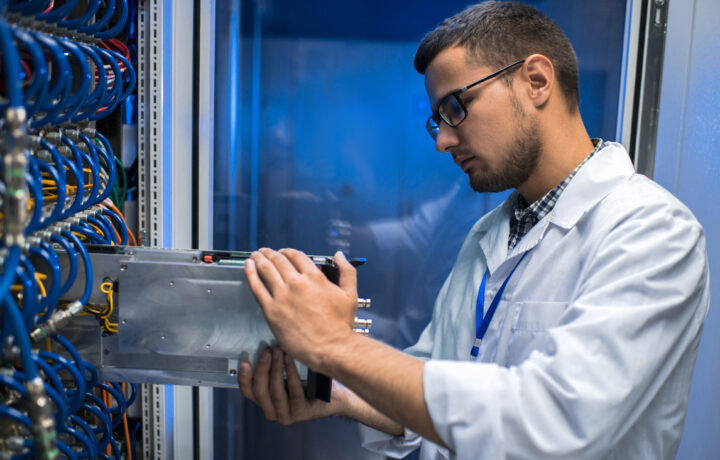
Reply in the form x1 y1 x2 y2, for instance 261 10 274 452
506 301 568 366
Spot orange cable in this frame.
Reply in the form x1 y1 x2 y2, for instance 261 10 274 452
122 383 132 460
104 200 138 246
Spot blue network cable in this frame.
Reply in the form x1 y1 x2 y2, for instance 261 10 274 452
12 28 48 118
33 156 65 224
49 234 78 297
96 0 128 40
59 0 101 29
37 0 79 22
29 32 71 129
18 255 39 328
94 132 117 203
78 0 116 35
29 242 61 322
0 17 24 108
72 43 108 122
50 39 91 125
101 208 129 245
59 230 93 307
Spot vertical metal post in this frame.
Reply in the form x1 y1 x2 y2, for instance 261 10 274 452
138 0 196 458
197 0 217 458
617 0 643 149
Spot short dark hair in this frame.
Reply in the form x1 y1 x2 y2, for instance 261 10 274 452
414 1 579 111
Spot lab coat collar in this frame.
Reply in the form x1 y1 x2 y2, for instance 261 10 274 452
548 142 634 230
474 142 635 271
472 194 514 276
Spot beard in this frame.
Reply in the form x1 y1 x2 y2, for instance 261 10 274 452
466 95 541 193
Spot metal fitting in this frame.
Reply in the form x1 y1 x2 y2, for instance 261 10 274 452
3 107 29 247
30 301 84 342
25 377 58 460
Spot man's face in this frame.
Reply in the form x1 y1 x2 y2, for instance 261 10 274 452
424 46 541 193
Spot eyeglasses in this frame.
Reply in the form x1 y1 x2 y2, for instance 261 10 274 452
426 59 525 141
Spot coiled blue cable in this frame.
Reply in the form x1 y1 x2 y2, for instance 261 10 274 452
50 39 91 125
86 216 115 244
39 351 85 415
68 139 100 209
77 132 110 206
17 254 39 329
72 43 108 122
60 135 88 213
29 242 61 323
33 156 65 225
7 0 52 15
96 0 128 40
36 0 79 22
69 223 105 245
95 211 122 245
97 381 126 427
59 0 101 29
1 294 39 380
0 17 24 108
69 414 99 459
89 46 123 120
78 0 116 35
82 396 112 450
106 45 137 104
49 233 78 296
24 155 46 233
0 246 21 347
12 27 48 118
56 440 78 460
37 139 68 218
59 230 92 306
93 132 117 204
100 208 128 245
29 32 71 129
0 373 28 397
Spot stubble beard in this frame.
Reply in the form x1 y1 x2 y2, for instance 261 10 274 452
467 95 541 193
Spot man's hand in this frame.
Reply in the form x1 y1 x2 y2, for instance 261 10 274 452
243 248 358 371
238 345 347 424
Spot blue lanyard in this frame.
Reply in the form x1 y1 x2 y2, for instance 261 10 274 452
470 252 529 360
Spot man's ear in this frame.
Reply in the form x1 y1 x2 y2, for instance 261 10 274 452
522 54 554 108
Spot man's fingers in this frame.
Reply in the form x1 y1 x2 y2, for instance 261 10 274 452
248 251 285 296
269 347 292 424
334 251 358 298
279 248 320 274
244 259 274 306
284 353 307 408
259 248 301 282
237 360 256 403
251 348 278 421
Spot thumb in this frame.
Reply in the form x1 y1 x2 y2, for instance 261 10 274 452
334 251 357 298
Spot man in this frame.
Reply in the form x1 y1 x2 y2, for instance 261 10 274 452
239 2 710 458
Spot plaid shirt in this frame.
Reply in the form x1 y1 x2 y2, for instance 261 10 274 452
508 139 604 250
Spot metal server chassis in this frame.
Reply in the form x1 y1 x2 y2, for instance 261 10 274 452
52 246 370 401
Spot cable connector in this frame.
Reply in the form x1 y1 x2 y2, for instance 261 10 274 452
25 377 59 460
3 106 29 247
30 301 84 342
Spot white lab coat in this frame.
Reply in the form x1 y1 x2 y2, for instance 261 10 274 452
360 142 710 459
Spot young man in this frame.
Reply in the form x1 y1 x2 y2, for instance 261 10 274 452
240 2 710 458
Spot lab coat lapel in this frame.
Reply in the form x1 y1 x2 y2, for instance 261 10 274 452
549 142 636 230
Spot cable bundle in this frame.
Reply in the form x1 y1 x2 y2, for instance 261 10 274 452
1 1 137 458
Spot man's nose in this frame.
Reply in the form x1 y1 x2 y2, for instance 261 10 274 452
435 123 459 153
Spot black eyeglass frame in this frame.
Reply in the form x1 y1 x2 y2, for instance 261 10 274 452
426 59 526 140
